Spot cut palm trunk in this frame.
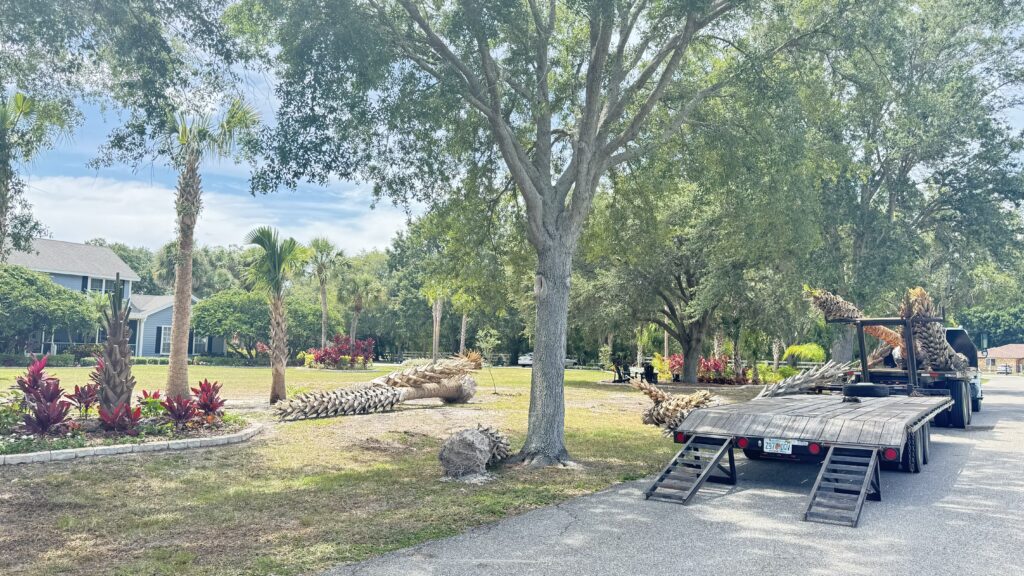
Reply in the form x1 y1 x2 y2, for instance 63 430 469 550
900 287 968 371
756 360 852 398
632 380 717 434
274 354 481 421
805 287 905 350
97 276 136 411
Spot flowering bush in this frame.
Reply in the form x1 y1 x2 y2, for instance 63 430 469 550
668 354 684 375
310 335 375 369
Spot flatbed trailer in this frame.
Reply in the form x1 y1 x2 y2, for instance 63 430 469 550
643 314 978 527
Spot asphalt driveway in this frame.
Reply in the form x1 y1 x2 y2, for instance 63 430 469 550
326 377 1024 576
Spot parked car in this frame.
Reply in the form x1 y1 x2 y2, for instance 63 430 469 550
997 364 1012 375
516 353 577 368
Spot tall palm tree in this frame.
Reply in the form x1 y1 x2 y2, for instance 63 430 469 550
245 226 307 404
164 99 258 399
338 269 385 353
307 237 343 347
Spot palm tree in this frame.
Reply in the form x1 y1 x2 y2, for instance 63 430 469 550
164 99 258 399
245 226 307 404
307 237 343 347
338 269 385 353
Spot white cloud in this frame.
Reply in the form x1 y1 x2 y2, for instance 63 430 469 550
21 175 410 253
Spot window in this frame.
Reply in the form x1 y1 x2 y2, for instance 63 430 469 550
90 277 105 292
160 326 172 355
193 335 207 355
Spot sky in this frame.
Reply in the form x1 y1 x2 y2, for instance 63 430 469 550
21 98 414 255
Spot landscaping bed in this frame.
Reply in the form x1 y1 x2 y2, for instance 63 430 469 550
0 366 709 576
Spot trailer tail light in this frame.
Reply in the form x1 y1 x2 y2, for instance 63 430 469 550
674 432 687 444
736 437 749 449
882 447 899 461
808 442 822 455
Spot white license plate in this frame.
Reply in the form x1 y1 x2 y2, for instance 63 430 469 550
763 438 793 455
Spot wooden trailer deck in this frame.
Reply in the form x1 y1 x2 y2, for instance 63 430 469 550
645 393 955 527
677 394 953 449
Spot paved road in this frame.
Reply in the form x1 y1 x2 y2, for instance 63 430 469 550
326 377 1024 576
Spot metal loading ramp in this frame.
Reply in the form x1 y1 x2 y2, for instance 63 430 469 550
644 435 736 504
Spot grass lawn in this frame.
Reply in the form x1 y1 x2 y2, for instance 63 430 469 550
0 365 760 576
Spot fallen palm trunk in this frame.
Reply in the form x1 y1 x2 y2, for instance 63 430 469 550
756 360 852 398
632 380 716 434
274 354 481 421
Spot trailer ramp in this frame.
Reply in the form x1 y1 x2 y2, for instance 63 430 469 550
804 446 881 527
644 435 736 505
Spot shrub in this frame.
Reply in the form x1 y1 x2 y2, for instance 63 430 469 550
310 335 375 369
652 353 671 381
668 354 684 375
23 398 72 434
68 343 103 361
17 359 72 434
45 354 75 367
778 366 799 378
16 355 53 399
0 392 22 434
67 384 99 418
99 403 141 434
191 379 226 419
136 390 164 418
160 395 197 429
0 353 31 367
78 356 98 368
783 343 826 364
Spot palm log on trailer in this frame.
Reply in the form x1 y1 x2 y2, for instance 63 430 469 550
273 354 482 421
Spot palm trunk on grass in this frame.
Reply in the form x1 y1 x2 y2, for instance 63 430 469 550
269 296 288 403
166 150 200 399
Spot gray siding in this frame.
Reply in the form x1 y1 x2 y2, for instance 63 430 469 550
50 273 85 292
138 306 175 357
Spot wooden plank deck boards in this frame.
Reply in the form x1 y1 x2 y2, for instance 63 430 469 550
678 394 949 449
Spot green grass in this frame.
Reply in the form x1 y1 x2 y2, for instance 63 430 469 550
0 366 756 576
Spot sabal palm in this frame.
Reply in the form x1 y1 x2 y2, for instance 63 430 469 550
165 99 258 399
338 270 385 352
245 226 307 404
308 237 343 347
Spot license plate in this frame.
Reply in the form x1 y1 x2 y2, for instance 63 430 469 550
764 438 793 455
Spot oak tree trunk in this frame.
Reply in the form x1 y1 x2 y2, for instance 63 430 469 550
166 151 201 399
269 295 288 404
518 243 572 466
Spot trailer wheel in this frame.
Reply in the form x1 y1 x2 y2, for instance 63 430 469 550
921 423 931 465
971 396 982 413
948 381 969 429
902 430 922 473
842 383 890 398
742 449 762 460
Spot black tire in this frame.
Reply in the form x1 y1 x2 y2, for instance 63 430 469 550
902 429 922 473
948 381 969 429
921 423 931 465
742 449 762 460
842 383 890 398
971 396 982 413
933 408 949 428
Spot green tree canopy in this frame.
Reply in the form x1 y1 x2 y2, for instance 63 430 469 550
0 264 95 353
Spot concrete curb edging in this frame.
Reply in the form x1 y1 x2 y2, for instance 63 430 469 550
0 423 264 466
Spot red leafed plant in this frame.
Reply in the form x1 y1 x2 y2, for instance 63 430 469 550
311 335 376 369
160 396 198 429
24 398 73 434
88 355 105 386
668 354 684 375
67 384 100 418
16 354 55 400
191 379 226 419
99 403 142 435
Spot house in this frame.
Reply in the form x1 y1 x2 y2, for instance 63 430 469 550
8 239 225 357
979 343 1024 374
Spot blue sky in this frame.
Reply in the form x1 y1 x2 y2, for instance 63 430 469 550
21 95 414 255
21 92 1024 255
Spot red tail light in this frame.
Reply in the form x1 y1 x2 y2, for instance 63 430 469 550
674 432 686 444
736 437 749 449
808 442 822 455
882 447 899 461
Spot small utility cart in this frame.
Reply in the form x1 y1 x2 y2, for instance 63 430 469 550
644 315 980 527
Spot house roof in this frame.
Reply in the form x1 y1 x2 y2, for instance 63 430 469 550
7 238 141 282
129 294 198 319
980 343 1024 359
